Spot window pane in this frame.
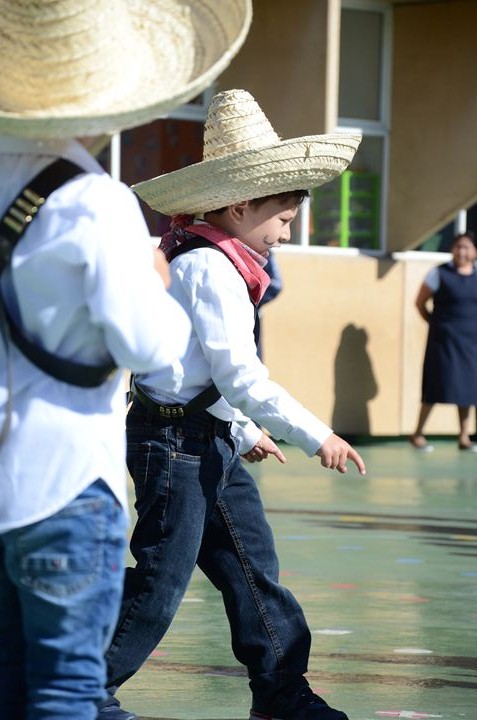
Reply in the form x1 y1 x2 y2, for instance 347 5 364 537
308 136 383 250
339 9 383 121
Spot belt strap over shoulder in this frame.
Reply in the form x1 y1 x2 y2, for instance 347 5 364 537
0 158 117 388
0 159 83 271
5 305 116 387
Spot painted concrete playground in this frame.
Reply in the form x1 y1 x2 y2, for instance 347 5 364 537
116 439 477 720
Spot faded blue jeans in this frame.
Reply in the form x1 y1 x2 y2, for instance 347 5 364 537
105 400 311 711
0 479 127 719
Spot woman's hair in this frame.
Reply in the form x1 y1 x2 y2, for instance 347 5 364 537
451 230 477 248
209 189 310 215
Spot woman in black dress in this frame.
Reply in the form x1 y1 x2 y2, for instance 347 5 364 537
410 231 477 451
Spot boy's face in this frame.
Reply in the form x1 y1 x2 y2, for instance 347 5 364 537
233 197 299 258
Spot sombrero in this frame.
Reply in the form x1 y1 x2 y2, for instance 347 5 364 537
133 89 362 216
0 0 252 139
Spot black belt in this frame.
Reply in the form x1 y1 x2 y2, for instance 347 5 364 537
133 381 221 419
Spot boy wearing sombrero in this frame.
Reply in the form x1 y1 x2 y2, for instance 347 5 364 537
0 2 251 718
102 90 363 720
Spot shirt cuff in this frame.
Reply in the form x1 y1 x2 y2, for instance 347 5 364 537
283 420 333 457
231 419 262 454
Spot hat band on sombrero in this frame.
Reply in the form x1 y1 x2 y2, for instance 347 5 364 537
0 0 252 139
133 89 362 216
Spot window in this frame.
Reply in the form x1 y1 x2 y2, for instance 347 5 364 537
339 8 383 121
292 0 392 252
167 88 214 122
417 207 474 253
98 92 211 236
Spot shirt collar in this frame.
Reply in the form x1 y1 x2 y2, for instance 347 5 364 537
238 240 268 268
0 136 104 173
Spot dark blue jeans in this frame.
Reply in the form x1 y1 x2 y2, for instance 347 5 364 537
0 480 126 719
105 399 311 709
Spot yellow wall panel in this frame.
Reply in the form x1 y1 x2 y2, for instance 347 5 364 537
262 251 465 438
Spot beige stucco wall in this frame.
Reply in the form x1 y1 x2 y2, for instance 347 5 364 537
210 0 475 436
219 0 477 252
263 250 462 437
218 0 340 135
388 0 477 250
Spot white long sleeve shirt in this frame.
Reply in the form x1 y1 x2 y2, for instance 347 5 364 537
136 245 333 456
0 137 191 532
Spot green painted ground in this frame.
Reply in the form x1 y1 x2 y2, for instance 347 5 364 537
116 440 477 719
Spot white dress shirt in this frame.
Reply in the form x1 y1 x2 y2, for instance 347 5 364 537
0 137 191 532
136 246 333 456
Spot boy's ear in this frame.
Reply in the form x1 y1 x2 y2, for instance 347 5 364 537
229 200 249 223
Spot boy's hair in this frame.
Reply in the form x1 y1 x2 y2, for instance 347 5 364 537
209 189 309 215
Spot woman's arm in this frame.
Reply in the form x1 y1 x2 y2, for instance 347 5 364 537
415 282 433 322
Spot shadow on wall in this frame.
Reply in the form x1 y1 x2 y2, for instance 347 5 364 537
332 323 378 435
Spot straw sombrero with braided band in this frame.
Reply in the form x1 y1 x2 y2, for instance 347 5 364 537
0 0 252 139
133 89 362 215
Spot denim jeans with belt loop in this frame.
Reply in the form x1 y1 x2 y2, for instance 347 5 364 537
0 479 127 719
105 399 311 708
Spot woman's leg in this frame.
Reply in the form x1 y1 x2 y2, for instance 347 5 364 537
457 406 473 448
409 402 434 448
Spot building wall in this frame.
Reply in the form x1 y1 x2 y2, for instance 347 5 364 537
220 0 477 252
388 0 477 250
102 1 476 439
263 251 460 437
210 0 475 436
218 0 340 135
119 119 204 236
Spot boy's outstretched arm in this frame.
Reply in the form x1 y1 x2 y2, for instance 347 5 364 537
317 433 366 475
242 432 287 464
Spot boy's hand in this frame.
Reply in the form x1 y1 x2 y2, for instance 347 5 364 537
316 433 366 475
242 433 287 464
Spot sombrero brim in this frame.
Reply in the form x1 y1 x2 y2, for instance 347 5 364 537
133 133 362 215
0 0 252 139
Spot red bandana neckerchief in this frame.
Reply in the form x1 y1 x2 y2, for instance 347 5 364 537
160 215 270 305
